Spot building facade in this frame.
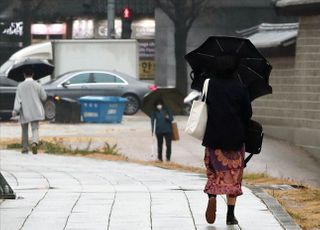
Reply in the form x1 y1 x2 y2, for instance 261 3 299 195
0 0 155 79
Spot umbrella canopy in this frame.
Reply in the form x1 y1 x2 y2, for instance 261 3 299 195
142 88 184 116
8 59 54 82
185 36 272 101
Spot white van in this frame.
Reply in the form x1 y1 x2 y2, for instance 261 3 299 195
0 42 52 80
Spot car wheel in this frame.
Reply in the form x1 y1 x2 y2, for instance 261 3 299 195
123 94 140 115
0 114 12 121
44 99 56 120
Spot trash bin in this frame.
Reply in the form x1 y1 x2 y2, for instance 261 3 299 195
55 97 81 123
79 96 128 123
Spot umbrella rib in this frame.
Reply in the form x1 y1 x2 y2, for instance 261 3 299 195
242 57 265 61
240 64 265 80
236 41 245 53
197 52 215 58
215 39 224 52
237 73 244 85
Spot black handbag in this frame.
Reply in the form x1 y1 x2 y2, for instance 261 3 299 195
244 120 264 166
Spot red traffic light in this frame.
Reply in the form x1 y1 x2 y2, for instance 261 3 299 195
122 7 132 19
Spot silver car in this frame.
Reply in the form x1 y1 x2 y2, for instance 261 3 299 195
44 70 157 117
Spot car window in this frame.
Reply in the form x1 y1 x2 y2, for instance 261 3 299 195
68 73 91 84
94 73 125 83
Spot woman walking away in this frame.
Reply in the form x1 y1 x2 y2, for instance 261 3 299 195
12 68 47 154
150 98 174 162
202 56 252 225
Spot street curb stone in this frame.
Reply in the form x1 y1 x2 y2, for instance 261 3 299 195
247 185 302 230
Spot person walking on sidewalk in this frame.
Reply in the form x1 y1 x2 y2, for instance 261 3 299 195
202 56 252 225
12 68 47 154
150 98 174 162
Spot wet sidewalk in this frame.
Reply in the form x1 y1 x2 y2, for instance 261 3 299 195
0 150 299 230
1 114 319 187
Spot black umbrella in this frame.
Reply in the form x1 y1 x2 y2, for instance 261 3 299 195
185 36 272 101
8 58 54 82
142 88 184 116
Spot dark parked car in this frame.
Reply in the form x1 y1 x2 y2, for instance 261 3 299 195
0 70 156 121
0 77 55 121
0 77 18 120
44 70 156 116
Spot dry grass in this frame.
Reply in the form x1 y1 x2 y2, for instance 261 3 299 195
245 173 320 230
131 160 206 174
266 188 320 230
84 153 128 162
243 172 301 186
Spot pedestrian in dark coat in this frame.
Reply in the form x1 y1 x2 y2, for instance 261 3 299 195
150 98 174 162
202 56 252 225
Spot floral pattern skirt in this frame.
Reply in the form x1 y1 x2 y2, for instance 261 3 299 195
204 147 245 196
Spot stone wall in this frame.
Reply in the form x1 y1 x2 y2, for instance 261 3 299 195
253 15 320 156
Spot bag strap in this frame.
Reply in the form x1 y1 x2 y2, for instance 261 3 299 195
201 78 210 102
244 153 254 168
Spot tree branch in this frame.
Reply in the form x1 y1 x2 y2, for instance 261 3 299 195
185 0 208 31
154 0 177 23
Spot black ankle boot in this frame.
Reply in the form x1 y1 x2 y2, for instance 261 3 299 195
226 205 238 225
226 214 238 225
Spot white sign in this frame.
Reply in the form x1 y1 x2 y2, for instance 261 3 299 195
31 23 66 35
132 19 155 39
2 21 23 36
72 19 94 39
95 19 122 38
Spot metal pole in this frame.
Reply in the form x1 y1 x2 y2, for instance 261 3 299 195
107 0 115 39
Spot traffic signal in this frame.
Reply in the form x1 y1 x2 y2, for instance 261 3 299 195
122 7 132 20
121 7 132 39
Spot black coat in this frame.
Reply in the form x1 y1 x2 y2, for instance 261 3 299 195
202 78 252 150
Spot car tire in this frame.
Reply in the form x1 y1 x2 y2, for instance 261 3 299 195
123 94 140 115
0 114 12 122
44 99 56 120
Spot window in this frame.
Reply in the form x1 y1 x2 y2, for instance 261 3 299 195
94 73 125 83
68 73 91 84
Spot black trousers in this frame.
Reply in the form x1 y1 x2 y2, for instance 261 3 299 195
156 133 172 161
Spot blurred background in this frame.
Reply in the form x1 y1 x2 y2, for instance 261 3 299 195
0 0 319 156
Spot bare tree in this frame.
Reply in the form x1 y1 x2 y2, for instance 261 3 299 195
154 0 208 96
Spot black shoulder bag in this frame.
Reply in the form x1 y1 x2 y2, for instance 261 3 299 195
244 119 264 166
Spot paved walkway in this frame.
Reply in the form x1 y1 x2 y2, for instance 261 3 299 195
1 150 287 230
1 113 320 186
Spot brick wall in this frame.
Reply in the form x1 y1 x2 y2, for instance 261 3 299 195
253 15 320 156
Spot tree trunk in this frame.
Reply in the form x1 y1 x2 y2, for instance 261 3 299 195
174 24 188 96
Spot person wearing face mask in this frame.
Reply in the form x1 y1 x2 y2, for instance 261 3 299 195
150 98 174 162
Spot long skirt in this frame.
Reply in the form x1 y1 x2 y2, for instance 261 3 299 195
204 147 245 196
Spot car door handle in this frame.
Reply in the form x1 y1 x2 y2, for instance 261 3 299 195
81 86 88 89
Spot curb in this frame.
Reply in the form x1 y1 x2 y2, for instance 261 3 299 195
247 185 302 230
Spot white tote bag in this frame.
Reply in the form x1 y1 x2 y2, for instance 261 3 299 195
185 78 210 140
